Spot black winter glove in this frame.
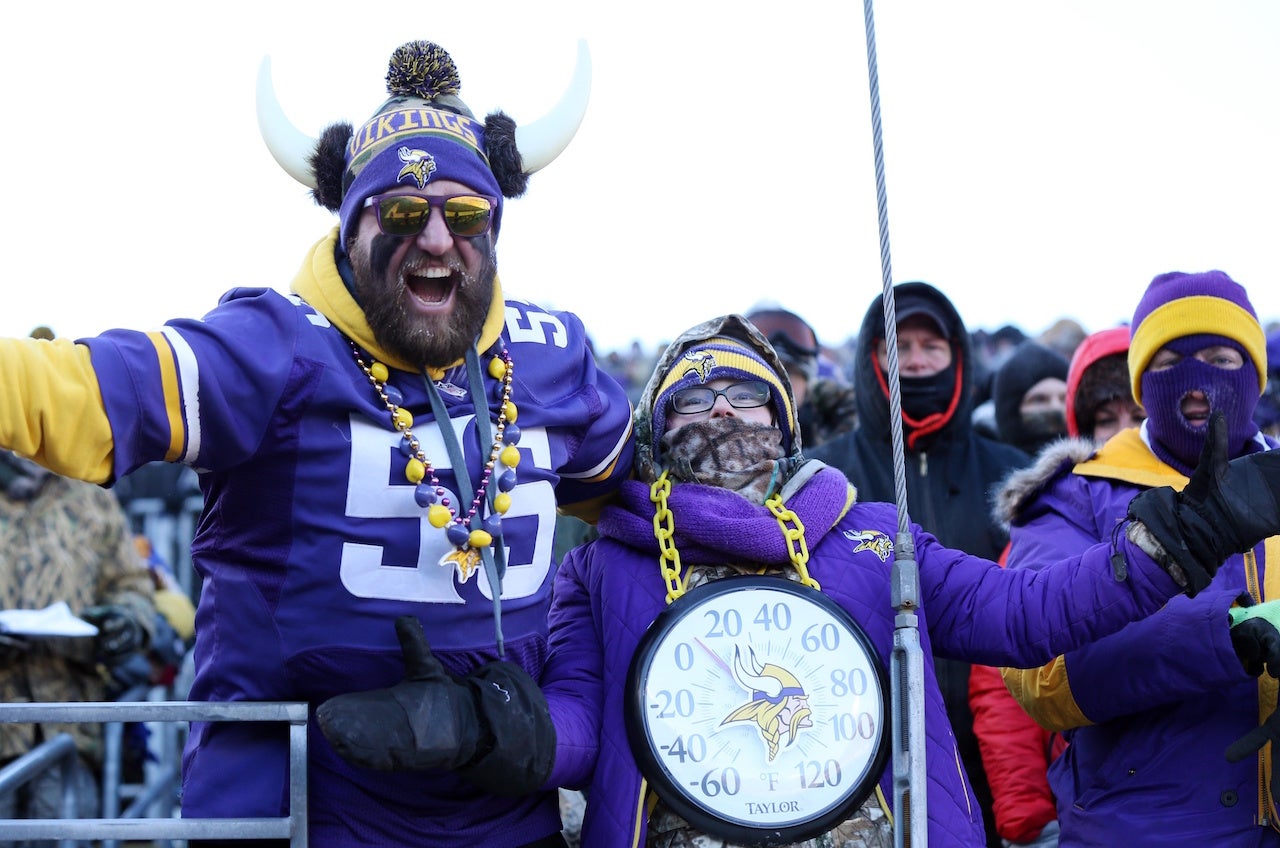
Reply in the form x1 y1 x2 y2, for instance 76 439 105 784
1126 411 1280 596
1225 601 1280 807
316 616 555 796
81 605 145 664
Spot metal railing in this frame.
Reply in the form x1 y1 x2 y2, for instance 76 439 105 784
0 700 309 847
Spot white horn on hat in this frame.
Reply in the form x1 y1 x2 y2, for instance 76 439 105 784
255 40 591 188
514 38 593 174
256 56 318 189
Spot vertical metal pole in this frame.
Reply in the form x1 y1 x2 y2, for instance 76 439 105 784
859 0 928 844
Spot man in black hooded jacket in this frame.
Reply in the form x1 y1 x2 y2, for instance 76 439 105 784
808 281 1031 847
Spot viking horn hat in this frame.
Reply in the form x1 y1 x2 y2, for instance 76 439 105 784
255 39 591 215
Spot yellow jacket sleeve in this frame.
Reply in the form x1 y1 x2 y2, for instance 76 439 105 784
0 337 115 483
1001 656 1095 732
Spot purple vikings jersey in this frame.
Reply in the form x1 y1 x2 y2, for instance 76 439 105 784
79 285 633 846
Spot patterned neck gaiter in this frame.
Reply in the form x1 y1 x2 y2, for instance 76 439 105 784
660 419 786 504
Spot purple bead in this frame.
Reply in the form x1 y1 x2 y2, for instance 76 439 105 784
446 524 470 546
399 437 415 458
483 515 502 537
413 483 437 507
385 384 404 407
498 470 517 492
504 424 521 445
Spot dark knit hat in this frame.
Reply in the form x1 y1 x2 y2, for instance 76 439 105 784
993 340 1069 451
1129 270 1266 404
651 335 796 457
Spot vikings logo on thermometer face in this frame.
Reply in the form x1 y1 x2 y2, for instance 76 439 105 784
625 577 890 846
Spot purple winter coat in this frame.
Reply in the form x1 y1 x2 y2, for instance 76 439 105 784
1002 427 1280 846
542 469 1183 847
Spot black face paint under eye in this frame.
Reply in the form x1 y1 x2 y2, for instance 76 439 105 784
368 235 403 279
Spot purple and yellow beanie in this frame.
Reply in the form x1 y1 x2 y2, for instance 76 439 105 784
336 42 503 245
651 336 797 458
1128 270 1267 405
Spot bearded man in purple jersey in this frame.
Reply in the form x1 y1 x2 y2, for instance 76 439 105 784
0 40 632 847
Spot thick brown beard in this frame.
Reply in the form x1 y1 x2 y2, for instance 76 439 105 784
348 236 498 369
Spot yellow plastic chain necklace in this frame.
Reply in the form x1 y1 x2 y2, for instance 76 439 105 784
650 470 821 604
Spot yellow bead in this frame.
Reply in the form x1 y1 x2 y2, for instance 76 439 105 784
488 356 508 380
500 445 521 468
405 458 425 483
370 362 389 383
494 493 512 514
469 529 493 548
503 400 518 423
427 505 452 528
394 407 413 430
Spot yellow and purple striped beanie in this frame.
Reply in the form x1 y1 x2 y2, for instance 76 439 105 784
1128 270 1266 405
651 336 797 456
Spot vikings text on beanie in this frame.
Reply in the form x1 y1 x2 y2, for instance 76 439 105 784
334 42 503 245
1128 270 1266 406
651 336 796 458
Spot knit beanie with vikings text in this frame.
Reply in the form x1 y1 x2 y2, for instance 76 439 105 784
1129 270 1266 472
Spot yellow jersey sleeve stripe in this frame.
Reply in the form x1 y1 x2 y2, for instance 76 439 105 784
156 328 201 464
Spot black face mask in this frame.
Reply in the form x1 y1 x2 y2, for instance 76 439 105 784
1017 409 1068 447
899 368 957 421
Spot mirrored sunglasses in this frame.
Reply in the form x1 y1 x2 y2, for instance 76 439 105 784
363 193 498 238
670 380 772 414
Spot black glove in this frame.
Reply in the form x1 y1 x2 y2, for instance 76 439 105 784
1226 601 1280 807
1127 411 1280 596
316 616 555 796
81 605 145 664
1230 601 1280 678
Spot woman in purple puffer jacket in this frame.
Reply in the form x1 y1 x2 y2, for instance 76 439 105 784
539 313 1272 848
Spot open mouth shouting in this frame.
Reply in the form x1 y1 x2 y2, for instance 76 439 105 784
401 260 462 315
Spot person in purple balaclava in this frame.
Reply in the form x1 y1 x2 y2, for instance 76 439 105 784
1002 270 1280 847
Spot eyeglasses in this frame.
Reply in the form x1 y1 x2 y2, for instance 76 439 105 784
363 193 498 238
670 381 772 414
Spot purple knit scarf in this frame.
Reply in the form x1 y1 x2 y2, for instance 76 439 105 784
598 465 852 565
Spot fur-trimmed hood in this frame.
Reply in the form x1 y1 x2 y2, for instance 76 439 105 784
992 436 1098 530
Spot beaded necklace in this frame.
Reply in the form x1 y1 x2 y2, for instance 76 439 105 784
349 340 522 581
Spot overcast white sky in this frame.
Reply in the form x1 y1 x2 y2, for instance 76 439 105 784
2 1 1277 354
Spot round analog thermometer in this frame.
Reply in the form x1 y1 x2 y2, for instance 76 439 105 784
625 576 890 845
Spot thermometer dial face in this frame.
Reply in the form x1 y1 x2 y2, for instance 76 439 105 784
625 577 890 846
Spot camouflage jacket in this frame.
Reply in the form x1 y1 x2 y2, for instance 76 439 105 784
0 472 156 765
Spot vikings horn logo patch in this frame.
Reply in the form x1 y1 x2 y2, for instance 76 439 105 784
397 146 438 188
843 528 893 562
721 645 813 762
679 350 717 383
